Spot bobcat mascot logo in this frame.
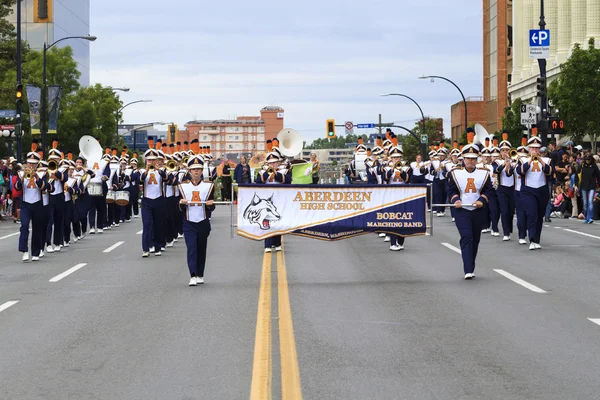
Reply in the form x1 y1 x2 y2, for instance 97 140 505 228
243 193 281 230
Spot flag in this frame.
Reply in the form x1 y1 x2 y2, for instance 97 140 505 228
25 85 41 134
47 85 63 134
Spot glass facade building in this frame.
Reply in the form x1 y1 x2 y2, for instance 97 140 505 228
8 0 92 86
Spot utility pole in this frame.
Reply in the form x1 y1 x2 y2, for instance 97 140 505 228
537 0 549 146
15 0 23 163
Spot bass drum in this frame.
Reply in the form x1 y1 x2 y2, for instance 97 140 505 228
115 190 130 206
87 182 103 196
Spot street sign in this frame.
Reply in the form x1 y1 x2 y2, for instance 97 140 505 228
356 123 375 129
420 134 428 144
344 121 354 135
0 124 15 131
520 104 537 125
0 110 17 118
530 29 550 59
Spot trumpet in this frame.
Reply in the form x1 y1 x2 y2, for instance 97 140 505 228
267 166 275 175
148 164 155 171
23 167 34 180
394 161 406 170
509 149 519 161
166 160 178 172
531 155 539 163
47 159 59 184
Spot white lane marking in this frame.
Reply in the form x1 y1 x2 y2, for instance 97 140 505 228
103 241 125 253
493 269 547 294
588 318 600 327
554 226 562 229
0 300 19 313
49 263 88 282
0 232 19 240
563 229 600 241
136 230 143 235
441 242 461 254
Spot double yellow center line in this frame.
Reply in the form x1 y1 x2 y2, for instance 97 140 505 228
250 244 302 400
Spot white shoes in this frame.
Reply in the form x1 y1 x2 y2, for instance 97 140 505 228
384 236 390 242
464 273 474 280
491 231 500 237
519 239 527 245
177 233 183 239
378 233 386 237
481 228 491 233
155 251 162 256
166 241 174 248
142 252 149 257
46 245 54 254
63 241 70 247
196 277 204 284
39 250 44 258
31 256 39 261
97 229 103 234
529 243 536 250
189 277 197 286
22 252 29 262
89 228 96 234
502 236 510 241
534 243 541 249
452 217 455 222
264 248 272 253
389 245 404 251
274 246 282 252
149 246 155 253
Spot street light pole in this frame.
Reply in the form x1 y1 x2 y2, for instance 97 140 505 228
381 93 428 159
419 75 468 137
537 0 549 146
116 100 153 151
15 0 23 163
41 35 96 155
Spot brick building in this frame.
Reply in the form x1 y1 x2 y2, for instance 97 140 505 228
176 106 284 159
450 97 487 142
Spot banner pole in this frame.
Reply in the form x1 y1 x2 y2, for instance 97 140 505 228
428 183 434 237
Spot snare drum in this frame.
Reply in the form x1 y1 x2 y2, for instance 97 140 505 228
115 190 130 206
87 182 103 196
106 190 117 203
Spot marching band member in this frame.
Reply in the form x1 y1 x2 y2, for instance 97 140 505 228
15 142 47 261
129 155 141 219
444 145 461 222
62 158 78 246
107 150 121 228
140 138 167 257
202 146 217 182
72 157 95 240
425 148 436 211
409 154 427 184
516 128 555 250
258 151 291 253
514 138 529 244
38 159 51 256
87 148 111 234
430 142 448 217
495 133 516 241
384 146 409 251
46 142 67 252
164 146 179 247
447 134 494 280
178 155 215 286
116 153 132 223
477 144 498 235
348 138 367 184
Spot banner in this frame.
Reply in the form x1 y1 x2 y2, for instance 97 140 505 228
25 85 41 134
291 162 313 184
237 184 427 241
47 85 63 134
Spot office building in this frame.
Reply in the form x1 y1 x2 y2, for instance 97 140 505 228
509 0 600 105
178 106 284 159
450 98 487 142
7 0 92 86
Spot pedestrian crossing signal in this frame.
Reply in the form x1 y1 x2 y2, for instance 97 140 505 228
550 117 565 133
326 119 336 139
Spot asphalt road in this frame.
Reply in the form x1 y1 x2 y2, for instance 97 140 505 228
1 209 600 399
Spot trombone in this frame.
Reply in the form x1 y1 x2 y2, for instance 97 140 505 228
165 159 178 172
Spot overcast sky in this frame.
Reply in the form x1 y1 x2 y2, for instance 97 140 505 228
90 0 483 143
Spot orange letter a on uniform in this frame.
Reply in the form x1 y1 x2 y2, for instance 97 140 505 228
27 177 36 189
191 191 201 204
530 161 541 172
465 178 477 193
147 173 158 185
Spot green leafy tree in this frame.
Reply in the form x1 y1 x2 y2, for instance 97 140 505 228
401 117 445 162
549 38 600 153
305 133 368 150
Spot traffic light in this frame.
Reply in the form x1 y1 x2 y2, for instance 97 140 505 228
326 119 336 139
168 124 177 142
15 83 23 106
536 77 547 98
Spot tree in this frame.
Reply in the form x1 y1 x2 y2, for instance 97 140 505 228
400 117 445 162
305 133 368 150
549 38 600 153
